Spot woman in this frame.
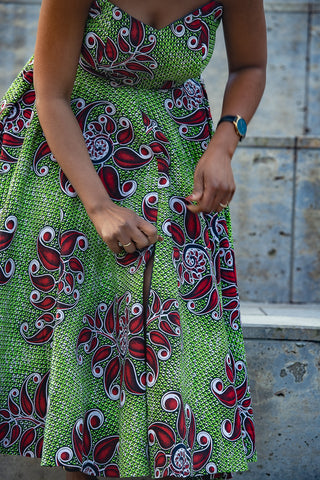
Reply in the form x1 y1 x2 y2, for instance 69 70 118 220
0 0 266 479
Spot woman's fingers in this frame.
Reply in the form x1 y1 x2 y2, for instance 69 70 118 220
115 218 161 254
92 203 163 254
187 182 235 214
138 218 161 245
118 238 136 253
217 185 235 212
187 150 236 214
217 191 235 212
108 239 123 255
186 169 204 211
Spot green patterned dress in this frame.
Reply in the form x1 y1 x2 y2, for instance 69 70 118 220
0 0 256 477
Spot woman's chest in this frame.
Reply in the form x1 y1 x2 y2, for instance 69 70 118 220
106 0 218 30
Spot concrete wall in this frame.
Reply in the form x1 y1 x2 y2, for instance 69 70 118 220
0 0 319 303
239 305 320 479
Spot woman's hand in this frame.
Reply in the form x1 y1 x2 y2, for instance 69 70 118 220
186 0 267 216
187 142 236 214
89 203 162 254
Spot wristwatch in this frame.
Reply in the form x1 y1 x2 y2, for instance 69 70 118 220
217 115 247 141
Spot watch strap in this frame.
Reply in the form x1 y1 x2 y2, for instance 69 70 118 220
217 114 246 141
217 115 237 127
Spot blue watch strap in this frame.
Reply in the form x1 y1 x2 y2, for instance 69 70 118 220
217 115 247 140
217 115 237 127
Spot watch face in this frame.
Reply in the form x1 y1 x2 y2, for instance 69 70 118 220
237 117 247 137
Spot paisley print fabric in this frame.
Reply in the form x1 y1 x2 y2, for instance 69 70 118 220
0 0 256 477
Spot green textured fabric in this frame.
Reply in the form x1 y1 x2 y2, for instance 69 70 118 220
0 0 256 477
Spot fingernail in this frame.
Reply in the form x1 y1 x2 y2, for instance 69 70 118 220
158 236 164 242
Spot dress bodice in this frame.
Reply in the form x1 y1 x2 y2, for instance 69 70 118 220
80 0 223 89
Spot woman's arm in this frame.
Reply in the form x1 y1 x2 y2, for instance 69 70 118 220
188 0 267 213
34 0 159 253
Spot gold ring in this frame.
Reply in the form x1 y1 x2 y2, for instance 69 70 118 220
219 202 228 208
122 241 132 247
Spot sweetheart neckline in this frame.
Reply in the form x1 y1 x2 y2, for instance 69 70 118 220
105 0 217 32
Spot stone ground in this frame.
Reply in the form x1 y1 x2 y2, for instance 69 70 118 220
241 302 320 336
0 303 319 480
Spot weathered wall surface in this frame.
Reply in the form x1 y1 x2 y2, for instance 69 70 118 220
243 339 320 479
0 0 319 303
239 306 320 479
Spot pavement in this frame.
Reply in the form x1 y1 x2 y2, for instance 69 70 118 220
241 302 320 327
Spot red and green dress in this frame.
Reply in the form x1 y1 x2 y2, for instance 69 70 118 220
0 0 256 477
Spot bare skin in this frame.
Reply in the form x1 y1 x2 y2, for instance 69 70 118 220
34 1 266 478
107 0 228 30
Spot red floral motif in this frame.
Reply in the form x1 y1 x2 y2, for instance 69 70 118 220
113 145 153 169
76 292 181 405
206 214 241 331
142 192 158 223
162 198 240 330
165 80 211 149
162 196 222 320
62 101 171 199
171 79 205 111
0 215 17 285
88 0 101 18
80 16 157 86
0 70 35 174
56 409 120 477
0 61 35 173
61 104 171 205
20 226 88 345
0 65 46 177
171 1 223 60
149 391 220 477
116 243 154 274
0 371 49 458
0 128 24 173
142 111 171 188
74 100 117 166
71 98 141 193
211 351 255 459
99 165 137 201
20 60 35 85
32 140 55 177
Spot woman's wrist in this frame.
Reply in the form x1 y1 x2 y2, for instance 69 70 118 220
84 193 115 218
209 122 239 159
